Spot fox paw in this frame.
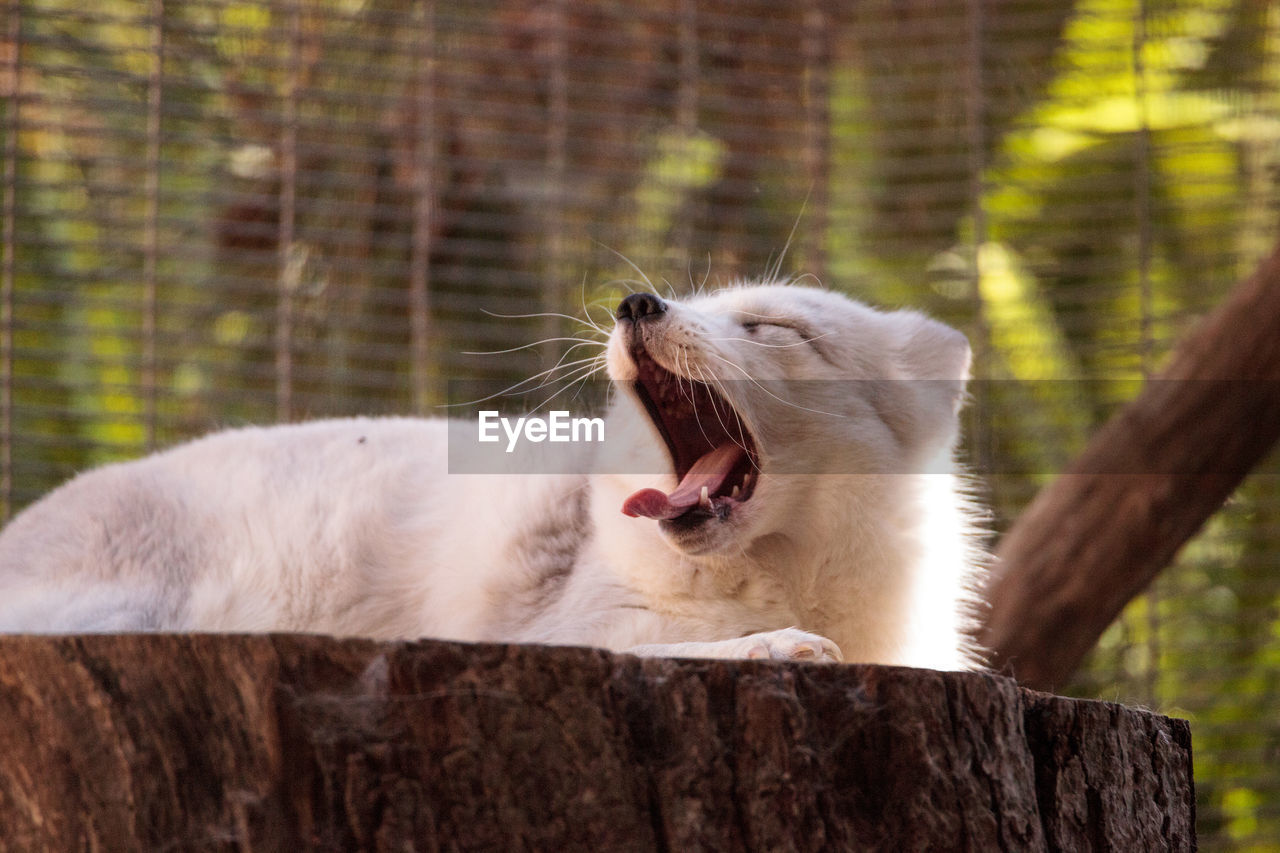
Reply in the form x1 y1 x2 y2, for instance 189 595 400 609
740 627 843 663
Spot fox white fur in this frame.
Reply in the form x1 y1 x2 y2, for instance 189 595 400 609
0 283 987 668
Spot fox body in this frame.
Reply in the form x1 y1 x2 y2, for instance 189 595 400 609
0 284 986 668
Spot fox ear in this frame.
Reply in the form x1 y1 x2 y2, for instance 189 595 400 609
895 312 971 383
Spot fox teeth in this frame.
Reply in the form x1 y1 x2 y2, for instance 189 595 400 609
731 485 740 498
700 486 711 508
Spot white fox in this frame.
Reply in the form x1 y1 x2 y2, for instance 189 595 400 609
0 283 987 669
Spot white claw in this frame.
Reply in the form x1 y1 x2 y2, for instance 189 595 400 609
700 485 711 507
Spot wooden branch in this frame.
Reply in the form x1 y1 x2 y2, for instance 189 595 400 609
0 635 1193 851
981 240 1280 691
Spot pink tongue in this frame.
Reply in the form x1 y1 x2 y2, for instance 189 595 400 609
621 442 745 519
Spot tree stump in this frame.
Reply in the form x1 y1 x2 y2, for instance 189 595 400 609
0 635 1193 851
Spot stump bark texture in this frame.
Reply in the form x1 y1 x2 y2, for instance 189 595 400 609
0 635 1193 851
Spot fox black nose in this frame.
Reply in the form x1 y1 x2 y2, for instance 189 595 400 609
616 292 667 323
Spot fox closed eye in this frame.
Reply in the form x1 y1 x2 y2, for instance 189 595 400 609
739 319 817 347
741 319 799 333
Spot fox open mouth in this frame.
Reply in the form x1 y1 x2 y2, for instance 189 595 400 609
620 346 760 522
